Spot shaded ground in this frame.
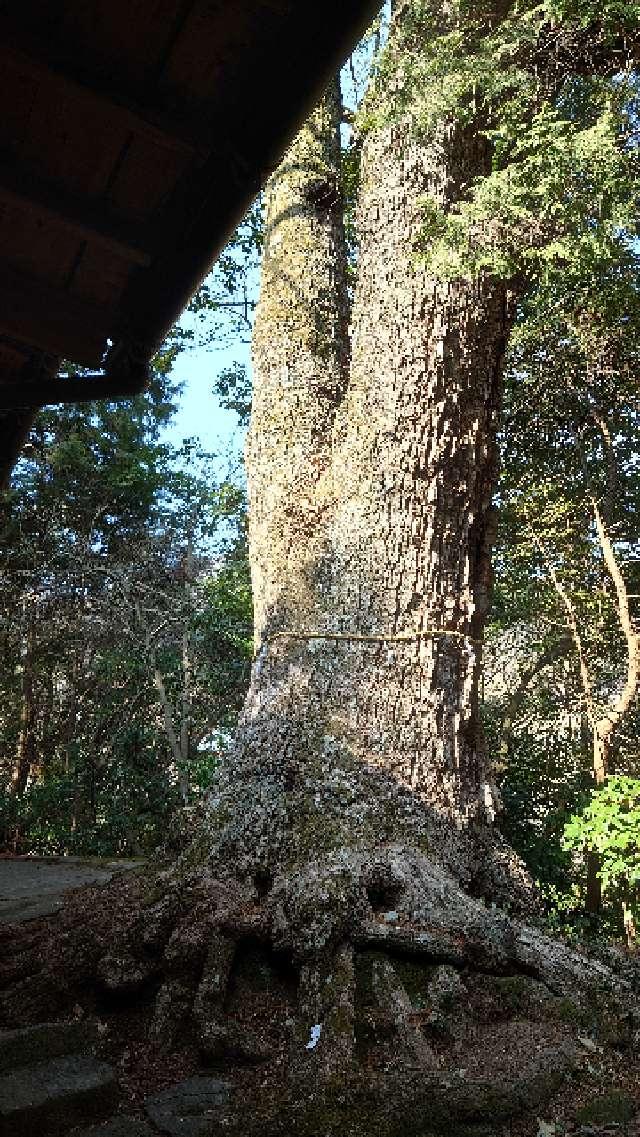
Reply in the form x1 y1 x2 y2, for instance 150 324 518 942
0 857 145 924
0 868 639 1136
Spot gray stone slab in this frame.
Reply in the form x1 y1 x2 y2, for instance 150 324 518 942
0 858 144 924
0 1053 117 1137
145 1077 232 1137
0 1019 98 1073
72 1116 155 1137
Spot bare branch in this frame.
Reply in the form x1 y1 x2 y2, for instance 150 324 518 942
591 497 640 744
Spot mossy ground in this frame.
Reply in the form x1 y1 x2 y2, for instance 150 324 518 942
576 1090 637 1126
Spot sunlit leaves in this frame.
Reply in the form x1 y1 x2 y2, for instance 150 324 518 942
563 776 640 912
365 0 639 290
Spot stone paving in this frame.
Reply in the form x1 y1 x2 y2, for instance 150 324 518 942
0 859 237 1135
0 1019 233 1137
0 857 144 924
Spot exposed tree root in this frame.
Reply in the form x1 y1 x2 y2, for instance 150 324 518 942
0 845 637 1134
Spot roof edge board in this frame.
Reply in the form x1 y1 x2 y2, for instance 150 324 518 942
118 0 382 356
0 266 113 365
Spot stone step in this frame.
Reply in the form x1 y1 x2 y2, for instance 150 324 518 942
0 1019 98 1073
71 1118 155 1137
144 1077 232 1137
0 1053 117 1137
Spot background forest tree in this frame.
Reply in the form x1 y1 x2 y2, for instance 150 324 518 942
0 349 252 855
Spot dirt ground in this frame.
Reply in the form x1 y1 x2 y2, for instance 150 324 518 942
1 867 639 1137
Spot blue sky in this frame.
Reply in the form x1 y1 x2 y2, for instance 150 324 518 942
164 328 249 463
159 15 386 474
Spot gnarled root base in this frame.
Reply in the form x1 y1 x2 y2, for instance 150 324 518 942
0 845 638 1135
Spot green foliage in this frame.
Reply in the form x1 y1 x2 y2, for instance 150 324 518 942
419 91 639 283
0 730 181 856
0 349 252 857
493 724 588 889
212 363 252 425
365 0 639 290
563 777 640 910
486 259 640 934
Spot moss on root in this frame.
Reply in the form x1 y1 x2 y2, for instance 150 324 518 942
392 957 437 1009
224 1074 514 1137
554 996 590 1028
576 1091 637 1126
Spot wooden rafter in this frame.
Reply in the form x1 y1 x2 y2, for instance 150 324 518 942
0 160 153 267
1 38 206 157
0 266 112 365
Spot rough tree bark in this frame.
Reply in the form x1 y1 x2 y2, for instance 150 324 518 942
205 34 519 907
1 13 638 1136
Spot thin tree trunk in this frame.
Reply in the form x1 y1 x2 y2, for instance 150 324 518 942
586 498 639 918
136 598 191 806
179 537 195 776
12 599 37 797
584 729 608 916
64 658 78 775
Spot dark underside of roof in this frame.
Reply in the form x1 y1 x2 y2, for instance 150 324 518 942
0 0 378 482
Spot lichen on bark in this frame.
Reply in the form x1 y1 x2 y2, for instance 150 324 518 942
204 13 515 896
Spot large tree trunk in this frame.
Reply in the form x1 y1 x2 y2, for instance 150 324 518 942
207 49 515 902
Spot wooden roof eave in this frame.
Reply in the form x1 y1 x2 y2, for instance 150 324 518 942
0 0 379 427
116 0 382 359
